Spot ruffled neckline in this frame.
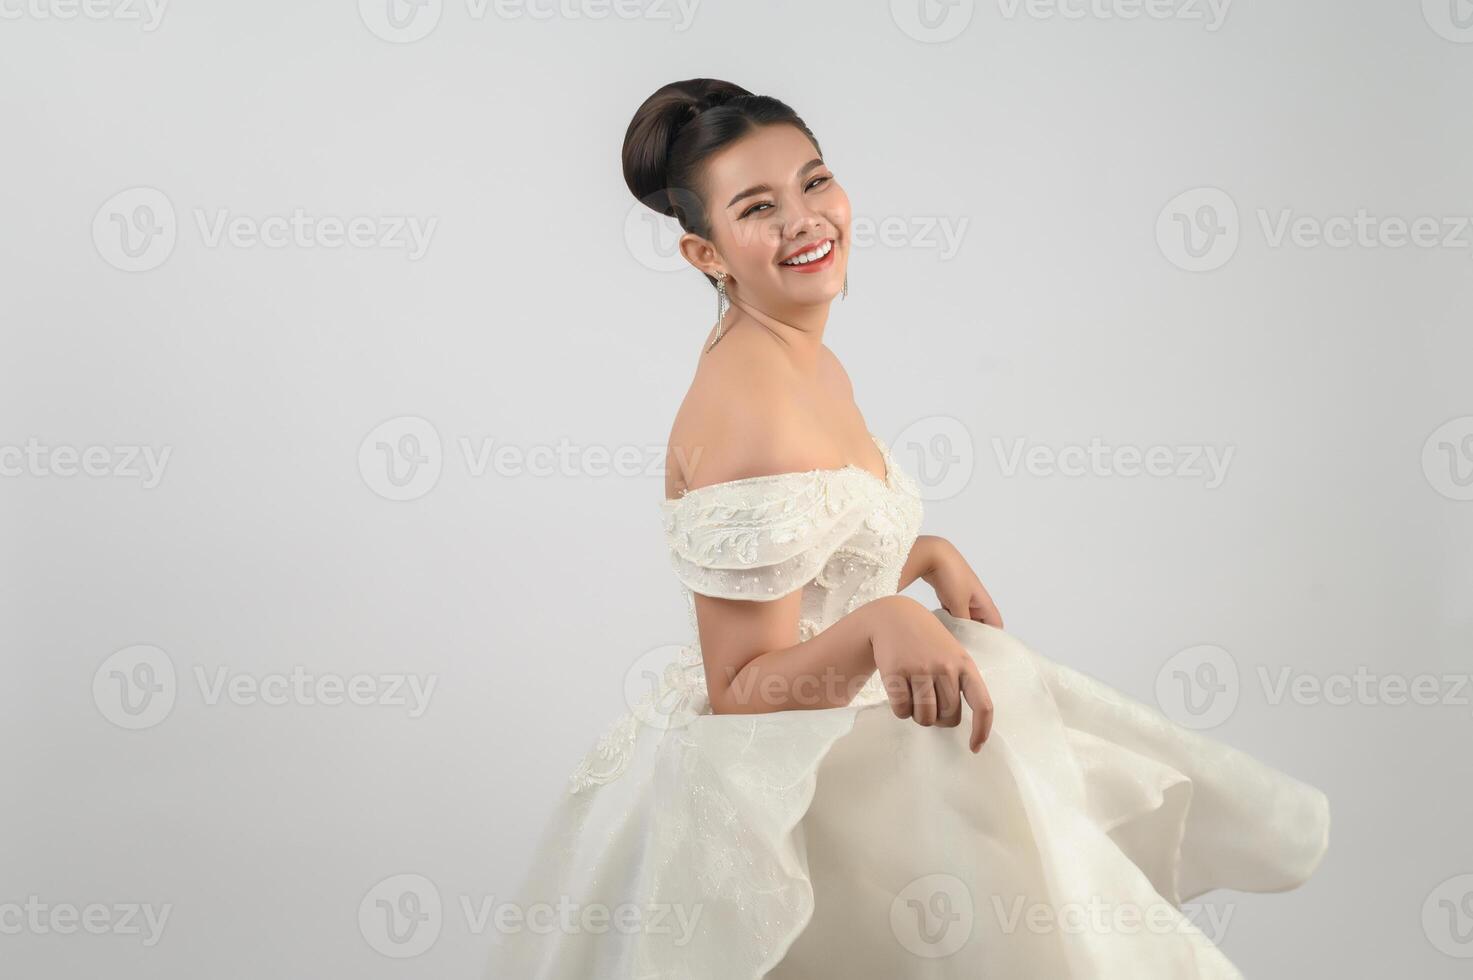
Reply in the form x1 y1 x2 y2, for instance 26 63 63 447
659 431 896 511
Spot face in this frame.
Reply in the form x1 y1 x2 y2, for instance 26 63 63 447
679 123 850 312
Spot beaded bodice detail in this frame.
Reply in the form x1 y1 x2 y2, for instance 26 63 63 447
565 432 923 793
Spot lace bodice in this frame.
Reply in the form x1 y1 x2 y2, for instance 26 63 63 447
567 432 923 793
660 430 924 644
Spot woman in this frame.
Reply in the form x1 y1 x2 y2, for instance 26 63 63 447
486 77 1329 979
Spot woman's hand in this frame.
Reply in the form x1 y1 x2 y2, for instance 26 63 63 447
867 596 994 752
919 536 1004 629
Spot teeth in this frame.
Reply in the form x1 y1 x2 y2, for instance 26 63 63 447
781 240 833 265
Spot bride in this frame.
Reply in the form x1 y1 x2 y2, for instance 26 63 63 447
485 77 1330 979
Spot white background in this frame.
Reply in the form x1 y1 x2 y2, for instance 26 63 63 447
3 0 1471 977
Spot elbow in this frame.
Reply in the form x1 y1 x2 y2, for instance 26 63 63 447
707 681 757 715
707 688 737 715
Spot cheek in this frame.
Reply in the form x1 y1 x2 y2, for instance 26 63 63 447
724 220 783 270
828 189 853 235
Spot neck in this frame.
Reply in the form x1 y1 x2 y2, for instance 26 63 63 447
721 294 829 372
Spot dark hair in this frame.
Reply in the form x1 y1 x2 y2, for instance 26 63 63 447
622 78 822 287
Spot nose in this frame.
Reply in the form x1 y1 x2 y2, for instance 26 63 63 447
780 209 824 245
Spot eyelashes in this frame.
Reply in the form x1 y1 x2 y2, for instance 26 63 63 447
738 175 833 219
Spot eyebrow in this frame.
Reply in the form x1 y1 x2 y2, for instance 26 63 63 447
725 158 827 209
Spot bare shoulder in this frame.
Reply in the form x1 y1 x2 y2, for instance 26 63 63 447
817 343 855 398
664 335 825 499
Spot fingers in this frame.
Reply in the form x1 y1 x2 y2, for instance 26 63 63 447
935 671 962 728
910 675 938 726
941 592 970 620
960 663 995 753
888 673 914 720
970 586 1003 629
946 588 1002 631
888 671 962 729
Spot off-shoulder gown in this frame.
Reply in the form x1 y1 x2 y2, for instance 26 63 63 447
485 431 1330 979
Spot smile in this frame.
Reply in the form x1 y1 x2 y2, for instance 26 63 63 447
778 238 835 271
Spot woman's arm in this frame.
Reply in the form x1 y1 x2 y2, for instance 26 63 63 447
696 589 885 714
902 534 1005 628
897 534 946 593
697 590 994 750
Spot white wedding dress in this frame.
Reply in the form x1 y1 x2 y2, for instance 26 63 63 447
486 432 1330 979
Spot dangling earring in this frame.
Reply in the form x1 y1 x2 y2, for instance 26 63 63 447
705 271 730 353
842 269 848 300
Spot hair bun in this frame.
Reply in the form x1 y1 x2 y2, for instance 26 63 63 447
622 78 753 218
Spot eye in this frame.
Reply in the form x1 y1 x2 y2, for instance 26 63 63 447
737 175 833 219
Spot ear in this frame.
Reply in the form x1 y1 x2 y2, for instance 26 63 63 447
678 232 723 278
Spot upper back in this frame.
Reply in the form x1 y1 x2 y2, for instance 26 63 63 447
663 328 857 501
